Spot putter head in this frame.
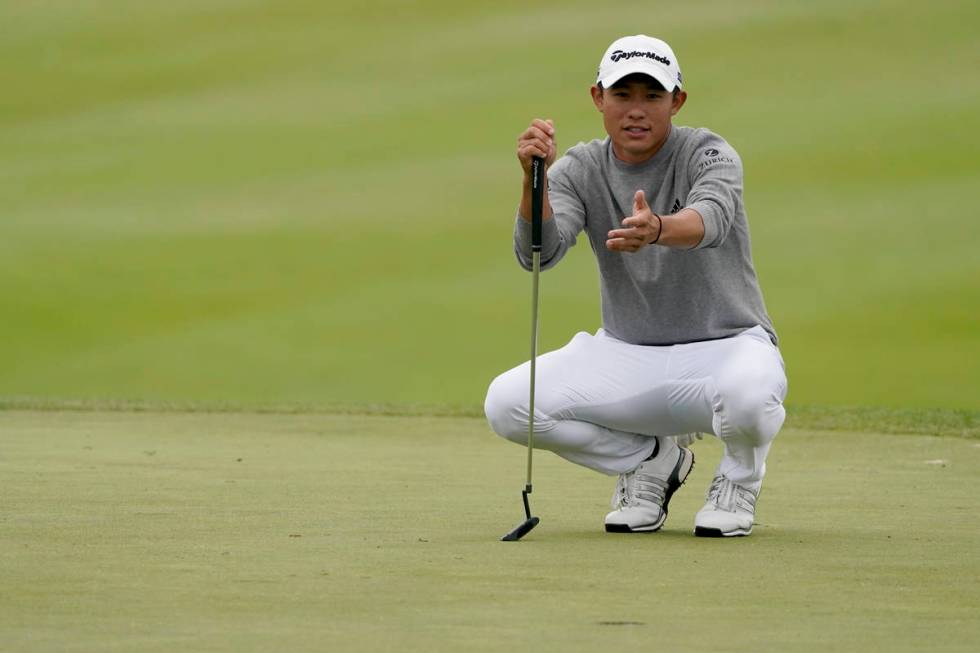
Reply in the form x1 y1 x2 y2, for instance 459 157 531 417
500 516 540 541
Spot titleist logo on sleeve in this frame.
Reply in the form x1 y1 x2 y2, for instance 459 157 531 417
610 50 671 66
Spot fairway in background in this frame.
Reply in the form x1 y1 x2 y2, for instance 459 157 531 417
1 0 978 411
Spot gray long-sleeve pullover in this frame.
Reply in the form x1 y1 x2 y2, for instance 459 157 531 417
514 125 777 346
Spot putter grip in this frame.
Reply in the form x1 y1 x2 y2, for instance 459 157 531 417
531 156 544 251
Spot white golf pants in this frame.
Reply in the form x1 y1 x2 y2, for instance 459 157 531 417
484 325 787 492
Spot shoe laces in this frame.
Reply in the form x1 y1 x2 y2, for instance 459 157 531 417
610 466 668 510
611 474 628 509
705 475 756 513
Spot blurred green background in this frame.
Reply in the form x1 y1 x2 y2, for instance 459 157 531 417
2 0 978 411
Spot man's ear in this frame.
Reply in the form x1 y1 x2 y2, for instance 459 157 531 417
671 90 688 116
590 85 604 112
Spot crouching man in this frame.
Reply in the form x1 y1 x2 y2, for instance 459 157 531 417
485 35 787 537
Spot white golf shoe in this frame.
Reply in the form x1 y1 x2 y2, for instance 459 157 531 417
694 475 758 537
604 438 695 533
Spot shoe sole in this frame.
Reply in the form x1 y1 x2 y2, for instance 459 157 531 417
693 525 753 538
605 447 695 534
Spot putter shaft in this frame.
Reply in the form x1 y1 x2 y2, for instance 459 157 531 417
526 249 540 493
501 157 544 542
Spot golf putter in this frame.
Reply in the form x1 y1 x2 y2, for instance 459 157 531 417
501 156 544 542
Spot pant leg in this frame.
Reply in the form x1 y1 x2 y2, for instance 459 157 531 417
668 326 788 492
484 327 786 483
484 330 711 475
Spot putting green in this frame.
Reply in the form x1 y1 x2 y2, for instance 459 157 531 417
2 410 977 651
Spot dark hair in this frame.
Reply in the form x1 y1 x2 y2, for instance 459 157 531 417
598 73 680 97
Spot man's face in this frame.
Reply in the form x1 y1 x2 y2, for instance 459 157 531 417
590 74 687 164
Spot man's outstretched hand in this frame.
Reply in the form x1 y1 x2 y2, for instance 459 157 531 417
606 190 663 252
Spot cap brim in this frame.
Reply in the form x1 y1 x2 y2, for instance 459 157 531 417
599 62 678 91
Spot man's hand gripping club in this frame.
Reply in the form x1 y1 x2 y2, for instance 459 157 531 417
517 118 557 223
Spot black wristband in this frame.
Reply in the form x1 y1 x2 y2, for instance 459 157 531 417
651 213 663 244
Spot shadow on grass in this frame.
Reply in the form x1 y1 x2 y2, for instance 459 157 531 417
462 523 857 548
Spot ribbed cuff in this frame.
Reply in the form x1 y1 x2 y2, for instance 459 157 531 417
515 213 560 259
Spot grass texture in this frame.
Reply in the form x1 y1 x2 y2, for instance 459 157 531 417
3 5 977 650
2 410 978 652
1 0 978 412
2 396 979 439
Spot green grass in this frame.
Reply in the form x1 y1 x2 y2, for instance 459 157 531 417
1 0 978 411
3 4 978 649
2 396 979 439
2 410 978 652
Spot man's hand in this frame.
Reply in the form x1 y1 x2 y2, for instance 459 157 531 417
606 190 663 252
517 119 556 224
517 118 557 174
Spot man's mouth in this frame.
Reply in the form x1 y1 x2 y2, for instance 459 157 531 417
624 126 650 135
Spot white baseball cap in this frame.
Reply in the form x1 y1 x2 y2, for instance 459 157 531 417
596 35 682 91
